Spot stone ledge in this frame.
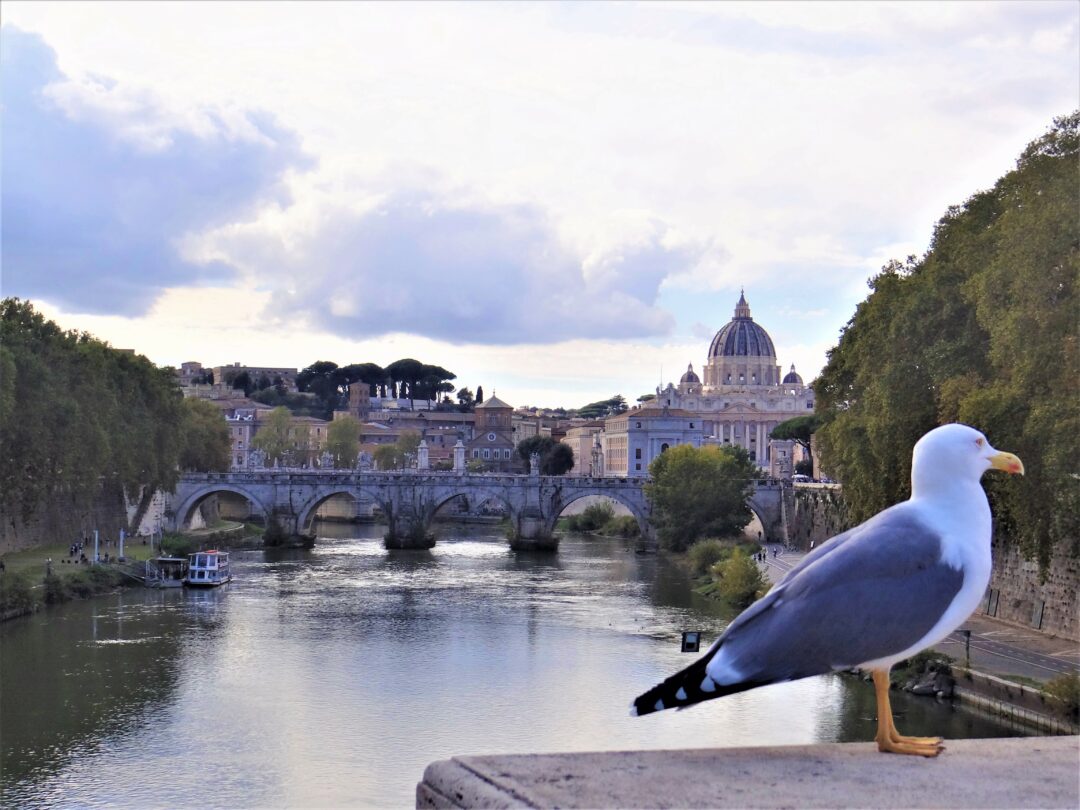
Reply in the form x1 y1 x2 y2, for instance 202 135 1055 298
417 736 1079 809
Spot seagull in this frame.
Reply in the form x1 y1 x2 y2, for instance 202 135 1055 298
631 423 1024 757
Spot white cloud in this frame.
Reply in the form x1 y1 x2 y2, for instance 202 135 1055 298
2 2 1076 404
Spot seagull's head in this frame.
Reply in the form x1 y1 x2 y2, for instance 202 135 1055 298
911 423 1024 494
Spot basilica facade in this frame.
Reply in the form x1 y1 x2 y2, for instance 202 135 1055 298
603 292 813 477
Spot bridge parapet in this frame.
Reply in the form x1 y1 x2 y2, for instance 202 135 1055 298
169 471 786 551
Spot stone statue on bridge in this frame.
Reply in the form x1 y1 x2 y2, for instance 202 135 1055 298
248 448 266 469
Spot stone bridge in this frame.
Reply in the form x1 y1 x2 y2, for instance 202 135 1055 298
167 470 789 551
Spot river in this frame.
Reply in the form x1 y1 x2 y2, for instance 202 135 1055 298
1 524 1022 808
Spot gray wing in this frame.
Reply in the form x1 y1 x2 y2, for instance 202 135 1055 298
712 503 963 681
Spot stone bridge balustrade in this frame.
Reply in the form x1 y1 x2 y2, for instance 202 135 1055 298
168 470 788 552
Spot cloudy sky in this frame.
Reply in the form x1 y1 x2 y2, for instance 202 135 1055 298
2 2 1077 408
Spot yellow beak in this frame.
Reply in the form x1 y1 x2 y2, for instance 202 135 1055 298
989 451 1024 475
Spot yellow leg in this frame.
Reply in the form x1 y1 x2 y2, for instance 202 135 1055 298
872 670 944 757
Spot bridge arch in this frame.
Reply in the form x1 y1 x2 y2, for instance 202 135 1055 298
543 489 651 539
296 486 391 535
173 483 271 531
426 486 518 526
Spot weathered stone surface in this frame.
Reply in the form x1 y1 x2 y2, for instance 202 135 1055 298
418 737 1080 809
988 535 1079 641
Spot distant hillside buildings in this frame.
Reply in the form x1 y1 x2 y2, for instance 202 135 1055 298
173 291 810 477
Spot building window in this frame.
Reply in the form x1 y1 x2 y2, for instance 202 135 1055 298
661 443 669 453
636 422 641 428
503 449 511 459
807 402 814 409
690 423 694 429
472 450 479 458
635 448 642 459
635 463 641 470
482 449 490 459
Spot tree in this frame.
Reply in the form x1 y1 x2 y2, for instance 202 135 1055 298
179 398 231 472
575 395 627 419
252 407 293 465
372 430 422 470
644 444 758 551
475 385 484 404
230 370 253 396
456 387 475 412
514 435 574 475
0 299 185 524
715 548 767 608
770 415 821 453
296 360 341 416
815 111 1079 571
325 416 361 468
770 414 822 467
386 358 425 404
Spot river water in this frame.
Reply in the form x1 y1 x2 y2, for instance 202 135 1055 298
1 524 1021 808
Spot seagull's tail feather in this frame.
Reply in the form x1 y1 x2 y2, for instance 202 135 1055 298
630 645 767 717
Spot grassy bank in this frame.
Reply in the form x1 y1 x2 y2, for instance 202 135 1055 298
0 522 261 621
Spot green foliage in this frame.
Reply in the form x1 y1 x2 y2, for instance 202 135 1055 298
713 548 766 608
326 416 361 468
372 431 422 470
179 398 231 472
160 533 198 557
645 444 758 551
251 407 295 465
250 388 325 416
794 459 814 476
815 112 1079 569
687 538 728 576
515 435 575 475
574 395 628 419
770 415 822 451
0 572 35 615
465 459 487 473
0 299 185 522
601 515 640 538
1045 673 1080 724
564 500 616 532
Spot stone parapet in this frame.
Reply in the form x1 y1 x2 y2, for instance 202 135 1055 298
417 736 1079 809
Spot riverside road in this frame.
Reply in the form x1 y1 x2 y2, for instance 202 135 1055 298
762 547 1080 684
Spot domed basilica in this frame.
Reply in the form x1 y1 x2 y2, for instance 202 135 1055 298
613 291 814 476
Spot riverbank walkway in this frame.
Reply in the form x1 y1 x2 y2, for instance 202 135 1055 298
761 546 1080 685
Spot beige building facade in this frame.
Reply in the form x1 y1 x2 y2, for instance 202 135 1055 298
643 291 814 472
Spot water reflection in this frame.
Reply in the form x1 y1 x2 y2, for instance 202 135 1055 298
1 526 1023 808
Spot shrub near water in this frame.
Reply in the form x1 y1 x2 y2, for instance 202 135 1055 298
1045 673 1080 724
713 548 767 609
688 538 727 577
564 501 616 532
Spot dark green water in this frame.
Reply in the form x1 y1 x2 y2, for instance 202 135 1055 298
0 525 1022 807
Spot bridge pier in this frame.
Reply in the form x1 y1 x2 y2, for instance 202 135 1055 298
509 508 559 552
384 510 436 550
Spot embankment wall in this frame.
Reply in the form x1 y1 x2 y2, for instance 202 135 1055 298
787 487 1078 641
1 483 132 554
987 535 1079 641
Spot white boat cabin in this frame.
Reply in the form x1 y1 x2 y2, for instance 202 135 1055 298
185 550 232 587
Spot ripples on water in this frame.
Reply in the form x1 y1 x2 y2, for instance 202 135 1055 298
1 525 1021 808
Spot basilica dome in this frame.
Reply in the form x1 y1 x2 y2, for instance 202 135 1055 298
707 292 776 360
680 364 701 384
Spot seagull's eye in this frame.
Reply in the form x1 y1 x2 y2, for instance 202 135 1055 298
975 438 985 448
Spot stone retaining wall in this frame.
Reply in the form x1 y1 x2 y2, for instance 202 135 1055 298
986 536 1079 641
0 482 129 555
785 488 1078 641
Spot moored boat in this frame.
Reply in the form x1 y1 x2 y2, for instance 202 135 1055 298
184 550 232 587
145 556 188 588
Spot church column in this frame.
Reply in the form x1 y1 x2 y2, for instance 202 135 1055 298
757 423 765 464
